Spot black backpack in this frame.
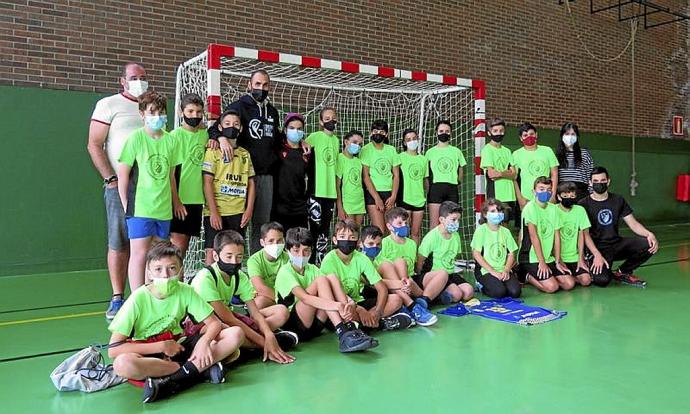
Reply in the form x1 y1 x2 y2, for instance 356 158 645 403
189 265 240 297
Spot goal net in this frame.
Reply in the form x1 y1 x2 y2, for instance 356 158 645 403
175 44 486 279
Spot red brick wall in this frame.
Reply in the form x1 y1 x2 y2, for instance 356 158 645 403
1 0 688 137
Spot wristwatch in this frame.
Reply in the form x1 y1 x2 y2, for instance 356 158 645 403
103 175 118 186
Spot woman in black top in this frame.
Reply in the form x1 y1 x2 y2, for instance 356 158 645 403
556 122 594 200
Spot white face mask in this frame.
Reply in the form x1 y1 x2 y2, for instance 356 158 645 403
406 140 419 151
562 134 577 146
127 80 149 98
264 243 285 259
288 252 310 269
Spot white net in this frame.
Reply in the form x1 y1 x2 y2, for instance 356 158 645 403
175 50 477 278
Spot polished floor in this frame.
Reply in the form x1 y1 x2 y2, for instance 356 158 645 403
1 223 689 414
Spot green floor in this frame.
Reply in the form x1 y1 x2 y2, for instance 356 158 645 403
1 223 689 414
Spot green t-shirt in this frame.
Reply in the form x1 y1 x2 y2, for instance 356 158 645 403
556 204 591 263
274 263 323 309
425 145 467 185
171 127 209 205
320 250 382 303
306 131 340 199
512 145 558 201
480 143 516 202
470 223 519 275
190 262 257 304
246 249 290 289
335 153 365 215
418 226 461 273
379 235 417 275
521 201 562 263
108 282 213 341
118 128 183 220
360 142 400 191
398 151 429 208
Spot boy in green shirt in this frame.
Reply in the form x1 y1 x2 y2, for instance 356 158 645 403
306 107 340 265
425 119 467 230
398 128 429 245
512 122 559 208
247 222 290 309
275 227 378 352
417 201 474 304
117 91 183 290
107 241 243 403
191 230 296 365
361 119 400 236
320 219 413 331
556 181 592 287
471 199 521 298
518 177 570 293
377 208 443 326
170 93 209 257
336 130 366 226
480 117 517 224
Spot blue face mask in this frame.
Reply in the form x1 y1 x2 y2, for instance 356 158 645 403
445 221 460 233
286 128 304 144
535 191 552 203
145 115 167 131
486 212 505 225
391 225 410 238
362 245 381 259
348 143 361 155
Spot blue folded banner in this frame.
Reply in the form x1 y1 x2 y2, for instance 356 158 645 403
439 298 567 326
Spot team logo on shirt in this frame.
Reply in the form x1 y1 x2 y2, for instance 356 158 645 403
538 217 553 238
340 277 358 296
408 162 425 181
437 157 453 174
147 154 170 180
190 144 205 166
488 241 507 263
561 222 577 239
249 118 262 140
495 154 508 170
347 168 361 186
322 147 336 166
374 158 392 176
598 209 613 226
528 159 548 176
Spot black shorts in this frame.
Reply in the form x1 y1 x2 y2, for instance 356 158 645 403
411 272 426 288
445 272 469 288
170 204 203 236
427 183 459 204
357 285 379 310
365 190 392 206
398 200 425 212
283 307 325 342
144 333 201 364
564 262 589 276
503 201 516 225
519 262 564 282
203 214 245 248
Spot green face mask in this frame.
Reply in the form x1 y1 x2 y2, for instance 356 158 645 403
151 276 180 297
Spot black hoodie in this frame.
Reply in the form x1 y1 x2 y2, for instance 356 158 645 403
209 94 281 175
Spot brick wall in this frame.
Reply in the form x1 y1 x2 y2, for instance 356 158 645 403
1 0 689 137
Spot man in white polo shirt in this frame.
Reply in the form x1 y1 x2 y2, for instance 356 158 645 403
87 62 148 320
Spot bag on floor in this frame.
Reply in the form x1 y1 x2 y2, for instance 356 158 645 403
50 345 126 393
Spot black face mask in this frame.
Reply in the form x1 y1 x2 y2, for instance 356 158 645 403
221 126 240 139
217 259 240 276
323 120 337 132
251 88 268 103
371 134 385 144
490 134 504 143
183 116 202 128
438 133 451 142
592 182 609 194
560 197 577 208
336 240 357 255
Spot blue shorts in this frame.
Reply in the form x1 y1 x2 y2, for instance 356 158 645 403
126 217 171 240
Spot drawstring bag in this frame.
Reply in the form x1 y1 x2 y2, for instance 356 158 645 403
50 345 126 393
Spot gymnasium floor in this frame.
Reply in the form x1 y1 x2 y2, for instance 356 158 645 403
1 223 689 414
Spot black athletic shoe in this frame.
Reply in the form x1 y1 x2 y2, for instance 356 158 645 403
381 312 414 331
274 330 299 350
339 329 378 353
143 376 182 403
203 362 225 384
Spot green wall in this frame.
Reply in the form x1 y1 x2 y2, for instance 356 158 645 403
1 86 689 276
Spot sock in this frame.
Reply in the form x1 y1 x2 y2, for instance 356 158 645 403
112 293 123 299
335 322 347 337
168 361 200 382
420 296 432 307
407 303 416 312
